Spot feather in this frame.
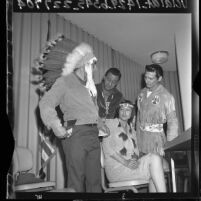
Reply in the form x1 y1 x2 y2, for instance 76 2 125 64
31 34 97 97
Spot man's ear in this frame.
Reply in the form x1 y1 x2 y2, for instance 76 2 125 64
158 76 162 82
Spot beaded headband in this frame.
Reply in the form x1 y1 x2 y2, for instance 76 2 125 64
119 103 133 109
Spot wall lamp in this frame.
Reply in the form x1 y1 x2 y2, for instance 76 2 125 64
151 50 169 64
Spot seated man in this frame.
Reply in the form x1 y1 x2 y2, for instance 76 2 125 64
102 100 167 192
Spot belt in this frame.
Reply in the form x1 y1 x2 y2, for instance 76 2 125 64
140 124 163 132
84 123 97 127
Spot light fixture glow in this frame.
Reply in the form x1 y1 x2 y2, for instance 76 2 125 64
151 51 169 64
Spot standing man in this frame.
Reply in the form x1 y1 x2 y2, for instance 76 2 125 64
96 68 124 119
39 41 102 192
136 64 178 156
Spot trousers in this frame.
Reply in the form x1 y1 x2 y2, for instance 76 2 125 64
61 125 101 192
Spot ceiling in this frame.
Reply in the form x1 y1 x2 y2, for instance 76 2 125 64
58 13 191 71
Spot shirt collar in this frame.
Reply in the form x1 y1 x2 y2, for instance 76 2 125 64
73 72 87 86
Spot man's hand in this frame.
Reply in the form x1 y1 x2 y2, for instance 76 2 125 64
156 146 165 156
51 120 67 139
100 124 110 135
97 118 110 137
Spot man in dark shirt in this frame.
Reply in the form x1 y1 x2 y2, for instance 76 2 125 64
96 68 124 119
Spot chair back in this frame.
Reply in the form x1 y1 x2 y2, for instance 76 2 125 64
13 147 56 192
13 147 33 174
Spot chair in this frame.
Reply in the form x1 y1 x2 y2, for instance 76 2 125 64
100 143 149 193
164 151 191 192
13 146 55 192
170 151 191 192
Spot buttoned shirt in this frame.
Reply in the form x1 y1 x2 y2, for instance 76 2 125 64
96 83 123 119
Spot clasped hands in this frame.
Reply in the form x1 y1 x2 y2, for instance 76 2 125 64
125 158 139 170
156 146 165 156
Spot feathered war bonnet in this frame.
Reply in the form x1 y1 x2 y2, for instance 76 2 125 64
32 34 97 97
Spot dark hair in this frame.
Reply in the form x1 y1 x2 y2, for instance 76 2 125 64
145 64 163 78
105 68 121 80
114 99 136 125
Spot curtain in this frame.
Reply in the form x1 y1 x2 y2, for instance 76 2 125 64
112 49 144 104
13 13 49 176
12 13 184 189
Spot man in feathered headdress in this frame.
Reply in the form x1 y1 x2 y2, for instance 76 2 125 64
38 36 104 192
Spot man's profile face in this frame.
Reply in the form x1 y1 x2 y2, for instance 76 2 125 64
103 72 120 91
144 71 161 91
